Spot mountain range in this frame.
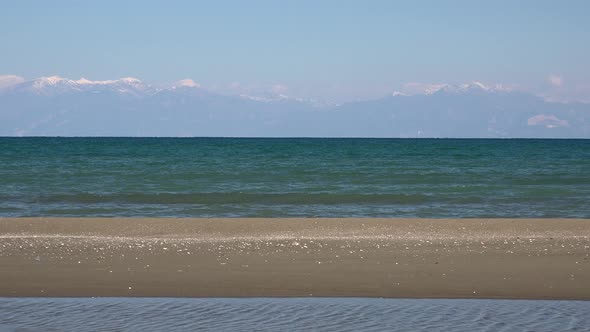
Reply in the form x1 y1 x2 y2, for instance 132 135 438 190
1 76 588 137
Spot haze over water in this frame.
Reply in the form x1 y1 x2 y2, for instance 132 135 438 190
1 137 589 218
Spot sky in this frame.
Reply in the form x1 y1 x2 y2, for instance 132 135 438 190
1 0 590 102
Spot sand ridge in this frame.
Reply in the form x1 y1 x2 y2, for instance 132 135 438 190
0 218 589 299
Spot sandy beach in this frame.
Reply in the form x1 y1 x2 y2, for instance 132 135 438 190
0 218 589 299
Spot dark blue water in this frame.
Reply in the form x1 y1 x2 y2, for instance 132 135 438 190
1 138 589 217
0 298 588 332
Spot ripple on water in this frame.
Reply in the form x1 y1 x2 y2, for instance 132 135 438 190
0 298 589 332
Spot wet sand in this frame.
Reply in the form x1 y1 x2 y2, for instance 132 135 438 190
0 218 589 299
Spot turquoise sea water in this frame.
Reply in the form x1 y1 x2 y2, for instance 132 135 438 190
1 137 589 217
0 298 589 332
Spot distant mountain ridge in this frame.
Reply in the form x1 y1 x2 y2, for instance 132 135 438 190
1 76 588 137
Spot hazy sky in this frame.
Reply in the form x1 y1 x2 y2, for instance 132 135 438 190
2 0 589 102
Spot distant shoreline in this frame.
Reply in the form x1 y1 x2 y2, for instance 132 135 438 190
0 218 588 299
1 136 590 139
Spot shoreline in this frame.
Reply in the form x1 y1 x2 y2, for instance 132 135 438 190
1 218 589 299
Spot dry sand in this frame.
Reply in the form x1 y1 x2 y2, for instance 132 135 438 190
0 218 589 299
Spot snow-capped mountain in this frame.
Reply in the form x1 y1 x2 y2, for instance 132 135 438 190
0 76 588 137
3 76 154 97
12 76 82 96
392 81 514 97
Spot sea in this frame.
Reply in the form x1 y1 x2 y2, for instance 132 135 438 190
1 137 589 218
1 137 589 331
0 298 589 332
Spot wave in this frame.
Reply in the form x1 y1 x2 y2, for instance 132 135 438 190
17 192 446 205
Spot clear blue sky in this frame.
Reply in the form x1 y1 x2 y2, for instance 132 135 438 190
2 0 589 101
